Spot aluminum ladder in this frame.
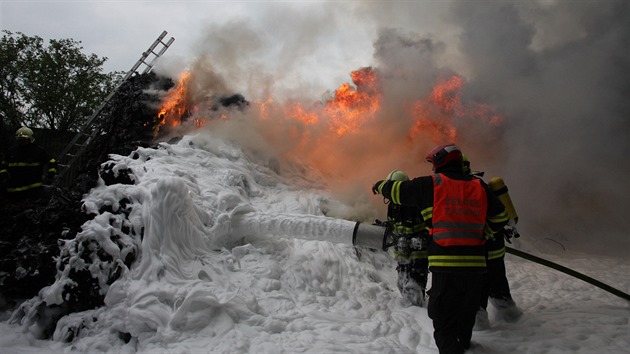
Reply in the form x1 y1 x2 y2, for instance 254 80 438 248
54 31 175 188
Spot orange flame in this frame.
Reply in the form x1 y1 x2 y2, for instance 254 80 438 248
156 71 247 135
324 67 380 136
408 75 504 144
284 67 380 136
154 68 504 189
158 71 191 129
286 102 319 125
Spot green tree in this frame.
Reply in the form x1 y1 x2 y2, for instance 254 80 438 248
0 31 37 128
0 31 121 131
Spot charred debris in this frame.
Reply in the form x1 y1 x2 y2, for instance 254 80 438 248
0 71 249 340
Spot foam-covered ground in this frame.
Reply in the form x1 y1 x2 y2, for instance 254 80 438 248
1 133 629 353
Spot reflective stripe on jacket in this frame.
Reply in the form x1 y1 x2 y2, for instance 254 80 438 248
376 171 508 272
485 231 506 261
387 202 427 236
1 143 56 193
387 202 428 261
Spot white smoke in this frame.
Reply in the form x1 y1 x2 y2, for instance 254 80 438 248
154 1 630 256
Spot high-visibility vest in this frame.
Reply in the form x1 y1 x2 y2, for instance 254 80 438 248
430 173 488 247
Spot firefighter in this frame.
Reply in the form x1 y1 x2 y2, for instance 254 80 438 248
381 169 429 307
373 144 508 354
0 127 57 204
462 156 523 330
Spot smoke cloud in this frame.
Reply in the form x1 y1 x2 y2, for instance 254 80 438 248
445 1 630 255
155 1 629 256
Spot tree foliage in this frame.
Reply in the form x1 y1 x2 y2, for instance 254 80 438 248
0 31 122 131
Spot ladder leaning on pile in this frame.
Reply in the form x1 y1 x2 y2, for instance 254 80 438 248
54 31 175 189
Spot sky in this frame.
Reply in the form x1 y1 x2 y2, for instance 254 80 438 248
2 1 629 253
1 131 629 353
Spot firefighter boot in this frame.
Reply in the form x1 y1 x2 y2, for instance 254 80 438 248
397 272 426 307
473 307 490 331
490 297 523 322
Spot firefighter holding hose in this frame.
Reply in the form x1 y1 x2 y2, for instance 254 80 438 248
373 144 508 354
379 169 429 307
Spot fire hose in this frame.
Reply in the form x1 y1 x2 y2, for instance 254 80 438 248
505 246 630 302
231 212 630 302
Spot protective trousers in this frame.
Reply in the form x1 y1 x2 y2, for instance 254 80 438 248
481 258 512 309
428 272 484 354
481 236 512 308
397 258 429 306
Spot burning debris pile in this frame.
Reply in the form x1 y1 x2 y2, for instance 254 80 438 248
1 73 171 334
3 70 253 340
3 51 508 341
0 188 85 311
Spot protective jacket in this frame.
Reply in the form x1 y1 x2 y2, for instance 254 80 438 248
0 143 57 194
471 175 511 262
387 202 428 261
375 169 508 273
486 231 506 261
388 202 426 236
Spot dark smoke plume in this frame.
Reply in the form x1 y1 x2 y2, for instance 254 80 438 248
157 1 630 256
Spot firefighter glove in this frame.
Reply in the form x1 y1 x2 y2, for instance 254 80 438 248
372 180 384 195
503 225 520 243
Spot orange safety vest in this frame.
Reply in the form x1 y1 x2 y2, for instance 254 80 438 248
431 174 487 247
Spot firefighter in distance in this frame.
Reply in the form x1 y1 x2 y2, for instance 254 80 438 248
0 127 57 203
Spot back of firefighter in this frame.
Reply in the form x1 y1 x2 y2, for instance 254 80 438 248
373 144 508 354
382 169 429 307
0 127 57 204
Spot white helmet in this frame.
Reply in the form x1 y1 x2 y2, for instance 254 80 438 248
16 127 34 142
386 169 409 181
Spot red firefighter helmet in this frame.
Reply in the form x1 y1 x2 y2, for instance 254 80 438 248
426 144 463 170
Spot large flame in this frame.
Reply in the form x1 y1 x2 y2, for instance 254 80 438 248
156 68 504 190
158 72 191 129
155 71 233 135
285 67 380 136
324 67 380 136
